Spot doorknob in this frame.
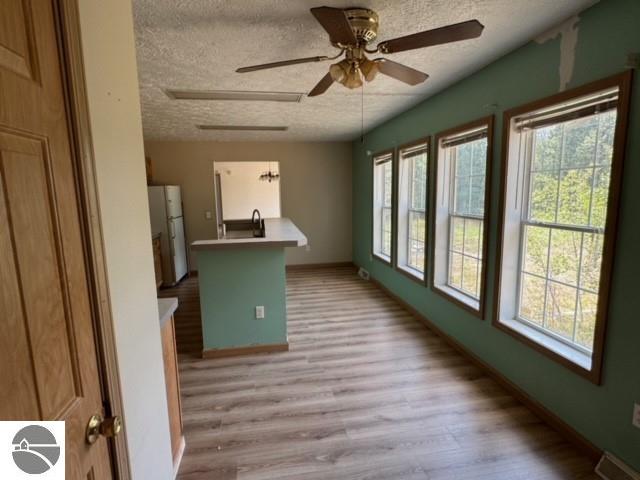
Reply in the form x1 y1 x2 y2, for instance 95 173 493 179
85 414 123 444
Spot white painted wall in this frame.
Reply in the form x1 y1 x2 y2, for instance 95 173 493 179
77 1 173 479
216 161 281 220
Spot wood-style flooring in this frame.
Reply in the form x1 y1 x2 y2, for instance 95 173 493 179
161 266 598 479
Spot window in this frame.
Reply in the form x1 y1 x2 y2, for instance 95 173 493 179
495 72 631 381
432 118 492 314
396 141 428 279
372 151 394 263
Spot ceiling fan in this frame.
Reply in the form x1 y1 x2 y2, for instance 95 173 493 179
236 7 484 96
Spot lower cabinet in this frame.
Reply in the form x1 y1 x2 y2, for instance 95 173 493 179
161 314 184 474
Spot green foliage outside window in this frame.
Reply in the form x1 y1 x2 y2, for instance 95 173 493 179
518 110 616 351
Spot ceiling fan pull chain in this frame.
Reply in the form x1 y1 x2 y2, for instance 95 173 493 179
360 74 365 144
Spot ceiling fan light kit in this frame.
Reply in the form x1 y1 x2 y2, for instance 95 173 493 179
236 6 484 96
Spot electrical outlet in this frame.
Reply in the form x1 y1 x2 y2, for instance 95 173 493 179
255 306 265 319
633 403 640 429
204 210 212 220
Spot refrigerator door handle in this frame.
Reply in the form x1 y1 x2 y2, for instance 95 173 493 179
169 220 176 239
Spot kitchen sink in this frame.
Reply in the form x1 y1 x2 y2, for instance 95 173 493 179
222 219 265 238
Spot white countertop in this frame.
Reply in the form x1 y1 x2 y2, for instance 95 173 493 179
191 218 307 251
158 297 178 327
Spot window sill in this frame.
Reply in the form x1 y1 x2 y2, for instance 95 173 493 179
396 264 425 284
372 252 391 265
432 283 481 316
498 317 592 372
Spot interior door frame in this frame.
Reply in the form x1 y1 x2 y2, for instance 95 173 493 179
54 0 131 477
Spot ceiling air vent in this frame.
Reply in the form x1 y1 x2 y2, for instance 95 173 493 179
165 89 304 103
196 125 288 132
596 453 640 480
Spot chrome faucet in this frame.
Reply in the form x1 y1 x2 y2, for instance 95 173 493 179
251 209 262 237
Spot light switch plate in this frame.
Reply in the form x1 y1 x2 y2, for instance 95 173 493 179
255 306 265 319
633 403 640 429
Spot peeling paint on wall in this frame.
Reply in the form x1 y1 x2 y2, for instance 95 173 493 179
536 15 580 91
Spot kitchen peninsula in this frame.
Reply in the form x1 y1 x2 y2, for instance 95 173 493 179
191 218 307 358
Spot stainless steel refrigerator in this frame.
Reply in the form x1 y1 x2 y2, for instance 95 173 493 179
148 185 188 286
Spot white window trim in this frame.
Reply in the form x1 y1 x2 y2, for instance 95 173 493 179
496 88 620 367
433 123 490 313
501 317 592 370
372 153 393 263
396 142 428 279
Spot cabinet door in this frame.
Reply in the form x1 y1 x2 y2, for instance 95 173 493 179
161 318 183 463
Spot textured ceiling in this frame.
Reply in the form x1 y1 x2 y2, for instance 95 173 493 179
133 0 596 142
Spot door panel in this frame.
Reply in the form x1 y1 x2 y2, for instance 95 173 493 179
0 130 79 419
0 0 39 80
0 1 113 478
0 162 40 420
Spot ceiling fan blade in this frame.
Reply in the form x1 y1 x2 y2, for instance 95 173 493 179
236 56 328 73
308 73 334 97
375 59 429 86
378 19 484 54
310 6 357 46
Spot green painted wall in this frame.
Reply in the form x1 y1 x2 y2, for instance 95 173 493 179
197 248 287 350
352 0 640 470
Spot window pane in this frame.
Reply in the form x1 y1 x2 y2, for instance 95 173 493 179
463 218 481 258
562 115 598 169
516 102 618 355
533 124 562 171
397 146 427 272
549 229 580 286
450 216 464 252
576 291 597 349
596 110 616 166
383 162 392 207
557 168 592 226
545 281 577 340
469 175 485 216
456 143 472 176
408 210 425 272
529 170 559 222
444 135 487 301
471 138 487 174
522 225 549 276
409 240 424 271
462 256 479 297
520 273 546 325
449 252 463 289
410 211 426 243
590 166 611 228
454 175 471 215
382 207 391 256
580 233 603 291
411 154 427 210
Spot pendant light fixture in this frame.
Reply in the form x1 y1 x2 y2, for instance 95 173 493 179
259 161 280 182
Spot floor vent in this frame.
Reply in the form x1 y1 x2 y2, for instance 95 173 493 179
358 267 370 280
596 453 640 480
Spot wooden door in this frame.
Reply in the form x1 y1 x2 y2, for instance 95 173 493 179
0 0 114 478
